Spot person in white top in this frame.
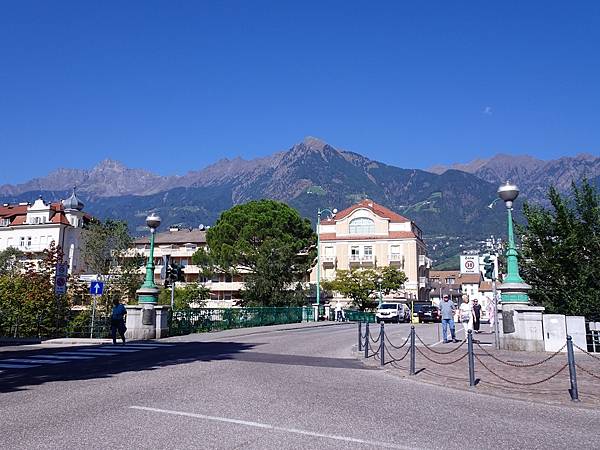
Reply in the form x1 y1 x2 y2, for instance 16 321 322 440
335 301 343 322
458 295 474 338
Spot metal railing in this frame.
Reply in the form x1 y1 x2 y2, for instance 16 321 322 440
168 307 313 336
343 310 376 323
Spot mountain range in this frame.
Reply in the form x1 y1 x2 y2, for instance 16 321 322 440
1 138 598 263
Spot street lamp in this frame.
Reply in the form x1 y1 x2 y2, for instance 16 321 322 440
497 182 530 303
136 213 161 304
316 207 337 321
377 277 383 307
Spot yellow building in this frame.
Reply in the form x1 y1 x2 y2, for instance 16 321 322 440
311 199 431 302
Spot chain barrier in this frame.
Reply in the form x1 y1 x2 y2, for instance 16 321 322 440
475 342 567 368
415 345 468 365
415 332 466 354
573 343 600 362
365 342 381 359
369 332 381 344
384 344 411 364
575 363 600 380
474 353 568 386
385 332 410 350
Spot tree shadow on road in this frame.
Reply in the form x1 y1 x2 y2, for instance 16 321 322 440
0 341 256 394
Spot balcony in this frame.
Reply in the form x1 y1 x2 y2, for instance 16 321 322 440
419 276 428 288
322 255 336 266
361 255 375 265
349 255 361 265
418 255 432 268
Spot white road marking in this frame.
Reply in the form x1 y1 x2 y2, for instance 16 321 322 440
58 352 114 357
131 406 413 449
430 326 465 347
33 355 95 360
0 363 41 369
78 348 140 353
4 358 67 364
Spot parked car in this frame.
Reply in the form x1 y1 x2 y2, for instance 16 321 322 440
376 303 410 323
418 305 441 323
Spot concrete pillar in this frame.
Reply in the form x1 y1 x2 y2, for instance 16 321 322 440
125 304 171 340
500 304 545 352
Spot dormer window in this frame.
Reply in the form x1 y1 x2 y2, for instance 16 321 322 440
0 218 9 227
349 217 375 235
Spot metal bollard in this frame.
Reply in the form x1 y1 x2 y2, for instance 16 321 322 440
410 326 416 375
380 322 385 366
566 335 579 401
358 321 363 352
364 322 370 358
467 330 476 387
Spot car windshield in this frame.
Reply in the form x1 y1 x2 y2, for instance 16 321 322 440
421 306 436 312
379 304 397 310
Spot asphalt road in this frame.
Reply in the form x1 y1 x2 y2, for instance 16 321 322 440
0 322 598 449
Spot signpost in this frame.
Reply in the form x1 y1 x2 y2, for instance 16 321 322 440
89 281 104 339
54 263 68 295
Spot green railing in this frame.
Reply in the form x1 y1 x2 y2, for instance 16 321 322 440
169 307 314 336
343 309 376 323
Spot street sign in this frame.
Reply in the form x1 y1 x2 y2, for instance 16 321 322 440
55 263 68 295
55 276 67 295
460 255 479 274
90 281 104 296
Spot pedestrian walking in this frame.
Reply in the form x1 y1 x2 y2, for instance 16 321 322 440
439 295 458 343
111 298 127 345
335 300 343 322
472 299 482 333
458 295 473 338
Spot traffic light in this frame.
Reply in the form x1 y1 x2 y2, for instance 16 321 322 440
164 263 173 287
483 255 495 281
176 264 184 282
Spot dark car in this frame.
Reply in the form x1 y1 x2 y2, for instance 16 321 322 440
418 305 441 323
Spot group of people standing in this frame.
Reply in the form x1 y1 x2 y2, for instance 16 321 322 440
439 294 482 343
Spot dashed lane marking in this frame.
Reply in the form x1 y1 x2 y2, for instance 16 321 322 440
130 406 414 450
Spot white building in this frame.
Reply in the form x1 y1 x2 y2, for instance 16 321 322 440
0 190 89 274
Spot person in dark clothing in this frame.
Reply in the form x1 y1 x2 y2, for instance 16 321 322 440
472 299 482 333
111 298 127 345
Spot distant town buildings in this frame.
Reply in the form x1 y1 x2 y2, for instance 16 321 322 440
129 226 243 306
311 199 432 303
0 190 89 274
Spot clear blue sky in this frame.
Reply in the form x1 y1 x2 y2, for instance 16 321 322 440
1 1 599 184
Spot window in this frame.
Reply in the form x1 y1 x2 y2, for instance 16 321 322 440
363 246 373 260
225 273 232 283
350 246 360 261
445 277 455 284
349 217 375 235
224 293 232 301
20 237 25 247
211 273 221 283
0 218 10 226
26 237 32 247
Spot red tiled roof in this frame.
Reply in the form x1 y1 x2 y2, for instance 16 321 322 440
322 199 409 224
460 273 482 284
51 213 71 225
0 204 28 218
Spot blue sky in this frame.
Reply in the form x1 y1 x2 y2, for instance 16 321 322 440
1 1 599 184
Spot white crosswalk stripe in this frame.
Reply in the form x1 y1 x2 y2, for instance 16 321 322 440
4 358 68 365
0 342 175 372
0 363 41 369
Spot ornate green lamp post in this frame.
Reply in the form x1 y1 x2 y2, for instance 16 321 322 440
136 213 162 304
316 207 336 321
497 182 530 303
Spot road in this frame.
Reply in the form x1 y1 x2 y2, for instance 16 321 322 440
0 322 598 449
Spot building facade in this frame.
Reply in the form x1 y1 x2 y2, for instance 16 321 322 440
0 191 89 274
130 226 243 306
311 199 431 302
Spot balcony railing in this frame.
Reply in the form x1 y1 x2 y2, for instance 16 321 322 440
389 253 403 262
322 255 336 263
361 255 374 263
349 255 361 262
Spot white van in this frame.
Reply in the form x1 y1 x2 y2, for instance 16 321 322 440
376 303 410 323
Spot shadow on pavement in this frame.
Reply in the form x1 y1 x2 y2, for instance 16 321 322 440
0 341 255 394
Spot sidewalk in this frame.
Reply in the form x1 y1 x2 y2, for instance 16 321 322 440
358 329 600 408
